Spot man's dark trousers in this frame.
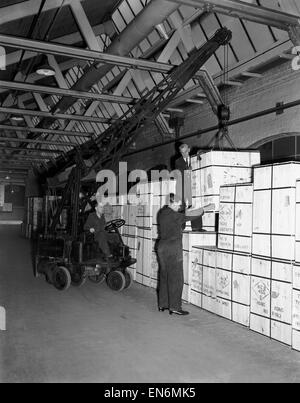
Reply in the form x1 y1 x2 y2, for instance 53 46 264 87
158 239 184 311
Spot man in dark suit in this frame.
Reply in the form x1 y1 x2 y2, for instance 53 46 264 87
175 144 203 231
157 194 214 315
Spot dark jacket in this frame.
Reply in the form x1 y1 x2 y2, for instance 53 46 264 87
175 155 191 172
84 212 106 234
158 206 204 242
175 156 192 205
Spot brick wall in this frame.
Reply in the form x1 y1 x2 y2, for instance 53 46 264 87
124 60 300 172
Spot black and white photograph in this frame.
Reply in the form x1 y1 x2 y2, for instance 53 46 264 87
0 0 300 386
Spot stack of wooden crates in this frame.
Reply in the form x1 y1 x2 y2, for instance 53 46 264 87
188 155 300 352
22 195 67 239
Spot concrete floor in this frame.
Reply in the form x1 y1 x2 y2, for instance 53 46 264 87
0 226 300 383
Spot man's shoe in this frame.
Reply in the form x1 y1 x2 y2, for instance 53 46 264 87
158 307 167 312
169 309 189 316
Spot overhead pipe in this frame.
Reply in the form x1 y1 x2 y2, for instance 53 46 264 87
123 97 300 156
51 0 180 116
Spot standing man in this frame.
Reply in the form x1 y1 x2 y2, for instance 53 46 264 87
157 193 213 316
175 143 203 231
84 200 112 259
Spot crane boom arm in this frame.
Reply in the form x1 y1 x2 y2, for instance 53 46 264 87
41 27 232 179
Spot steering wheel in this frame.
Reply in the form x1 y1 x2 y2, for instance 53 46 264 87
105 219 125 232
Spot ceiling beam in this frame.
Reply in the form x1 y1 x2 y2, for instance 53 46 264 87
0 146 63 154
0 106 113 125
0 169 28 173
69 0 103 52
0 136 76 147
0 165 31 170
0 0 75 25
0 34 173 74
0 80 135 105
3 22 113 69
0 156 49 161
0 124 93 139
167 0 300 30
213 39 293 84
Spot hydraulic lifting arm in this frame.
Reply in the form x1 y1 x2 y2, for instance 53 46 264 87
45 27 232 237
42 27 232 178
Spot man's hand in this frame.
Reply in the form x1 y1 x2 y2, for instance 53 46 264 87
89 228 95 234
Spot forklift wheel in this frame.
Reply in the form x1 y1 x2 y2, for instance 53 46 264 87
89 273 106 284
53 266 71 291
124 269 134 289
106 270 126 292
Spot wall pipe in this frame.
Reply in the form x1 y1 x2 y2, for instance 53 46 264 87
123 97 300 157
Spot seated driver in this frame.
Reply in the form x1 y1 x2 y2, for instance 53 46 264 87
84 200 113 260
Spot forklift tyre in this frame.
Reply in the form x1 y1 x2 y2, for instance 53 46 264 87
106 270 126 292
53 266 72 291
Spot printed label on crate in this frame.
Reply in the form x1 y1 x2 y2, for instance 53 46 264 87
251 277 271 317
218 234 233 251
219 203 234 234
271 281 292 324
216 269 231 299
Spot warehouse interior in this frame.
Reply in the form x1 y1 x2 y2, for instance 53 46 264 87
1 0 300 383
